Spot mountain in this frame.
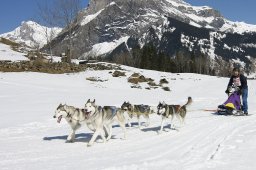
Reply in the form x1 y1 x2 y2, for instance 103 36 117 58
45 0 256 74
0 21 62 48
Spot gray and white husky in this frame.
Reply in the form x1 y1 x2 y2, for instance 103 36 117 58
157 97 192 133
121 102 154 129
54 99 126 147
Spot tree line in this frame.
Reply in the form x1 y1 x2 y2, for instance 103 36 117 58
114 44 219 76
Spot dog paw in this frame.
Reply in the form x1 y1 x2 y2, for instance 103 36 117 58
164 128 170 132
87 143 93 147
106 135 112 141
170 126 178 131
65 140 74 143
122 136 127 140
157 131 163 135
144 123 150 127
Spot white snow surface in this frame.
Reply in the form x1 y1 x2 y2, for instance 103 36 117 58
0 42 28 61
220 20 256 34
80 36 130 59
0 64 256 170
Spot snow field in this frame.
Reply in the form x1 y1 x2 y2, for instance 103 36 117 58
0 65 256 170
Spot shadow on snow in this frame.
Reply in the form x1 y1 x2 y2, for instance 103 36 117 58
43 133 93 143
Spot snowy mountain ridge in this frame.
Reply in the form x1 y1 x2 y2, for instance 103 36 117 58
80 0 256 34
46 0 256 64
0 21 62 48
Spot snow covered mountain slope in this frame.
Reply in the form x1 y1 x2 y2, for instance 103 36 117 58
81 0 256 34
0 64 256 170
0 40 28 61
45 0 256 74
0 21 62 48
163 0 256 33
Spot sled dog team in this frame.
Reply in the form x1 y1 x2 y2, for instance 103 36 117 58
54 97 192 147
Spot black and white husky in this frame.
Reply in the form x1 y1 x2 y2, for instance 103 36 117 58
121 102 154 129
54 99 126 147
157 97 192 133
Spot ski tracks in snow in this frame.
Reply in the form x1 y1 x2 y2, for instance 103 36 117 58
0 111 256 170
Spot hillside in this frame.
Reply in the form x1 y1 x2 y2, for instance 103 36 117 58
0 38 28 61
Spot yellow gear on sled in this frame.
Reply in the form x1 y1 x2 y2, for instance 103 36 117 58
225 103 235 109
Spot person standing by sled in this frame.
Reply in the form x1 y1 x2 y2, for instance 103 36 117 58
225 67 248 115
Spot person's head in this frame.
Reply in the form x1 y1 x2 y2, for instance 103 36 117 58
232 67 240 77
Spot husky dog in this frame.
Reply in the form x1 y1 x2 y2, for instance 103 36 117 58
227 84 240 96
157 97 192 133
121 102 154 129
53 104 88 143
83 99 126 146
54 100 126 147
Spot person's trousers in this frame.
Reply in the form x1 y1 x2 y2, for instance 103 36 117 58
242 87 248 113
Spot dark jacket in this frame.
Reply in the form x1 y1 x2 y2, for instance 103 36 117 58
227 74 248 90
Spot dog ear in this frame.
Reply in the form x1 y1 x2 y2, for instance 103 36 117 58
86 99 90 103
92 99 95 104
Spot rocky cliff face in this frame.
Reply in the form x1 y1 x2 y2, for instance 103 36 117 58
46 0 256 74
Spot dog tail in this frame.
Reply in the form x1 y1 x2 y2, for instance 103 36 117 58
181 97 192 110
184 97 192 107
179 97 192 118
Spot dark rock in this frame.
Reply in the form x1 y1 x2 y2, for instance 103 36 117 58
162 86 171 91
160 78 169 84
112 70 126 77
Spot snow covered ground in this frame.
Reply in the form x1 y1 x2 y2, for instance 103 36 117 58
0 64 256 170
0 43 28 61
0 42 78 63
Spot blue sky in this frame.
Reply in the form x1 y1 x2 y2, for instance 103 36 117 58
0 0 89 34
0 0 256 34
185 0 256 24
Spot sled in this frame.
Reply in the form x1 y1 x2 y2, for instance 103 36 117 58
217 85 245 116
